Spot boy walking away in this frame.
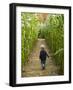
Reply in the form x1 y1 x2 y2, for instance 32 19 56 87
39 45 49 70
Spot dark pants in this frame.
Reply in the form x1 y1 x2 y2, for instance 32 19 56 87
40 59 46 69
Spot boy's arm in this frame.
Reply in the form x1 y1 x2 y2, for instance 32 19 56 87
46 52 49 58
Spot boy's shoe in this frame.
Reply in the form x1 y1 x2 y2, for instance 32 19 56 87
42 64 45 70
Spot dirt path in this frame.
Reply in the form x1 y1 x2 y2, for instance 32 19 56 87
22 39 58 77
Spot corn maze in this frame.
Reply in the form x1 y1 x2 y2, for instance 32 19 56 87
21 13 64 76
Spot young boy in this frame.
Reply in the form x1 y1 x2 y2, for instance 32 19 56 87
39 45 49 70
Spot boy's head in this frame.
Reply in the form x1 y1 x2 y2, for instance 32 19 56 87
40 45 45 50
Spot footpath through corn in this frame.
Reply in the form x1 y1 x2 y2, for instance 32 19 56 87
22 39 58 77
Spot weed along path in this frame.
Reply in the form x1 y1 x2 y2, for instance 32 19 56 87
22 39 58 77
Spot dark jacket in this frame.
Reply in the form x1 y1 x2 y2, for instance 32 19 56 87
39 50 49 60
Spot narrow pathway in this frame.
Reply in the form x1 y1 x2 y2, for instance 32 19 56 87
22 39 58 77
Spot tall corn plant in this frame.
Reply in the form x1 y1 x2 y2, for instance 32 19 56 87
44 14 64 75
21 13 39 65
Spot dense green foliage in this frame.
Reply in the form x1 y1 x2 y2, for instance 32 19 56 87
42 14 64 74
21 13 39 64
21 13 64 75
